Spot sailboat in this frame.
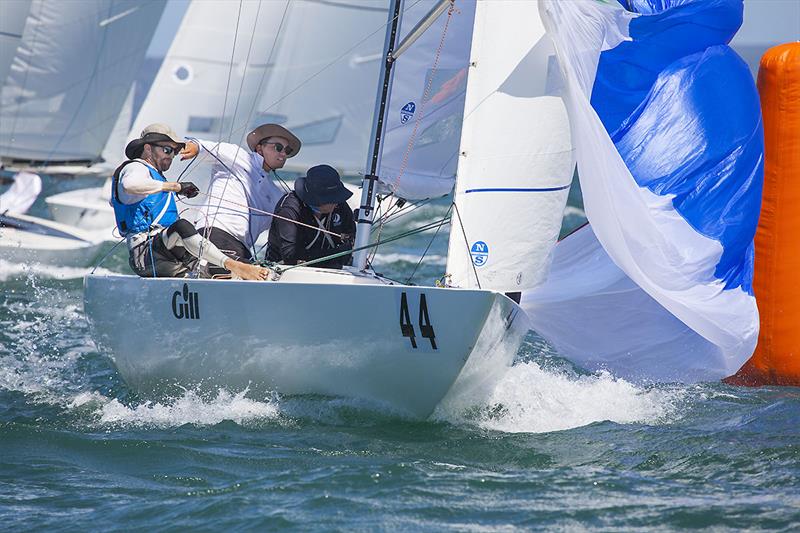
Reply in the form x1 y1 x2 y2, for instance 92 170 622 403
84 0 571 417
0 0 168 251
84 0 764 415
0 172 104 266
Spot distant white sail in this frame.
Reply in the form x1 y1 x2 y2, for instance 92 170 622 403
255 0 388 175
0 0 32 85
130 0 291 147
444 0 574 292
0 0 167 163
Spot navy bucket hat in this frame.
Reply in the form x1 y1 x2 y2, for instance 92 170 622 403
294 165 353 206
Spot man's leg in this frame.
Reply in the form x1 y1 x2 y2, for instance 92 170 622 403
197 227 252 276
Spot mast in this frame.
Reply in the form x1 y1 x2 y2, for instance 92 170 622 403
353 0 454 271
352 0 403 271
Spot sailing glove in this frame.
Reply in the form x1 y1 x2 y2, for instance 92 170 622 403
178 182 200 198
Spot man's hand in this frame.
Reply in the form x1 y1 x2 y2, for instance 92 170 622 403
180 141 199 161
177 182 200 198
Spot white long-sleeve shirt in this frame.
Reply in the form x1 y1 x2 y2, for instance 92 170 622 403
117 160 165 204
192 139 284 250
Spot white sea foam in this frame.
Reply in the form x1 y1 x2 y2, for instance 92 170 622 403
74 389 281 428
371 253 446 266
0 259 116 281
435 361 681 433
563 205 586 218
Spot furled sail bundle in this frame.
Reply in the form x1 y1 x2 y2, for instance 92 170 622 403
523 0 764 382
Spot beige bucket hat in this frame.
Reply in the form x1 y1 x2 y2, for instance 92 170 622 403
246 123 301 156
125 123 185 159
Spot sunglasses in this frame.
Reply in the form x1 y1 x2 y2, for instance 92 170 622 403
153 144 179 157
259 140 294 156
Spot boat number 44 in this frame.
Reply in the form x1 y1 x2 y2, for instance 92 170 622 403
399 292 437 350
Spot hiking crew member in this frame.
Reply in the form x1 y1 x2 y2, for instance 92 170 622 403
179 124 301 273
111 123 268 281
267 164 355 269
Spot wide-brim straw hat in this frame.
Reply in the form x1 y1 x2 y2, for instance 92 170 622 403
125 123 185 159
294 164 352 206
246 123 301 156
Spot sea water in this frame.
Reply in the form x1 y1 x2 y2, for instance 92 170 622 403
1 177 798 530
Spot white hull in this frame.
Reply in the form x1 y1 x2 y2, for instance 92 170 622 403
84 267 526 417
45 185 116 238
0 213 104 267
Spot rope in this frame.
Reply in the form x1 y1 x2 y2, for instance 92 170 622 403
391 0 455 191
405 203 451 284
226 0 263 144
274 215 450 273
195 191 345 239
451 201 480 289
217 0 244 142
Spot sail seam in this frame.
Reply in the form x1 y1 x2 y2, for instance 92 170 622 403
464 185 570 193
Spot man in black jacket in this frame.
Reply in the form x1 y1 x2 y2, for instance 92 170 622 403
267 164 355 269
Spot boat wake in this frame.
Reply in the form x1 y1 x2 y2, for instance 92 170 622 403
435 359 684 433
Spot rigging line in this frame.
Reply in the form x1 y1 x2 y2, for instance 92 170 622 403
405 202 452 285
226 0 263 144
240 1 290 139
451 201 481 289
274 215 450 273
227 0 426 140
217 0 244 143
392 0 455 192
196 191 345 239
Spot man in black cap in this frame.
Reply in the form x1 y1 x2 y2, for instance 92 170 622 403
266 164 356 269
179 124 301 273
112 123 269 280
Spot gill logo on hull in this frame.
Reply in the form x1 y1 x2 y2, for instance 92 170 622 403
172 283 200 320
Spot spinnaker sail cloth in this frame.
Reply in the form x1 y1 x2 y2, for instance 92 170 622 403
523 0 764 382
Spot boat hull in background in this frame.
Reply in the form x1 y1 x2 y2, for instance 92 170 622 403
84 268 525 417
0 213 104 267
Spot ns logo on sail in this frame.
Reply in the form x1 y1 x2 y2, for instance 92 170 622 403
470 241 489 267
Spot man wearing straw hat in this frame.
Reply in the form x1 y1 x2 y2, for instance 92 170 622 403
179 123 301 275
111 123 269 280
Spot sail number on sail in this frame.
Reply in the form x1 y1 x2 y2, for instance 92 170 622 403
399 292 437 350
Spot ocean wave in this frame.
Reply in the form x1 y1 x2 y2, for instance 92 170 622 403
435 362 682 433
0 259 117 282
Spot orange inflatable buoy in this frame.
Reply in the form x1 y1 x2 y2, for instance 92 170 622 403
726 43 800 386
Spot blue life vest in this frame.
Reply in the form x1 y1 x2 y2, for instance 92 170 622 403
111 160 178 236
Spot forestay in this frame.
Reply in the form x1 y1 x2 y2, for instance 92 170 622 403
445 0 574 292
524 0 763 382
0 0 166 163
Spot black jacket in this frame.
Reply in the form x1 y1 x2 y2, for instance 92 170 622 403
267 192 356 269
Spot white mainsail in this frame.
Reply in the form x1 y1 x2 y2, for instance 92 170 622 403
445 0 573 292
0 0 167 163
130 0 291 146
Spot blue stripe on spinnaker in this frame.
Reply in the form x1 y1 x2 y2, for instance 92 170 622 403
464 185 570 194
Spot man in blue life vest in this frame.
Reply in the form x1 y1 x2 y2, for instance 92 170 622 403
111 123 268 280
266 164 355 269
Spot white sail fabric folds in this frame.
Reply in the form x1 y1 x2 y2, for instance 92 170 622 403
376 0 477 200
0 0 166 163
0 171 41 214
523 0 763 382
445 0 574 292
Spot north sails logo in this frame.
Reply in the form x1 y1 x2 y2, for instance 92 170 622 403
172 283 200 320
470 241 489 267
400 101 416 124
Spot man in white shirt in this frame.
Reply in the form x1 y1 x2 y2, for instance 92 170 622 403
180 124 301 275
111 123 269 280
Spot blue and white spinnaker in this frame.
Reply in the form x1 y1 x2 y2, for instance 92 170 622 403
523 0 764 382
